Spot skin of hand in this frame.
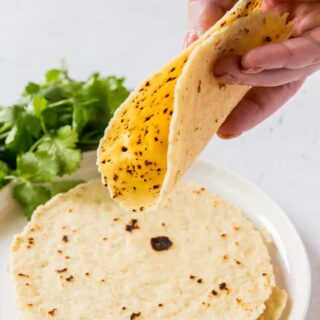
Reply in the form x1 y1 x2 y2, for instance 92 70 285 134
184 0 320 138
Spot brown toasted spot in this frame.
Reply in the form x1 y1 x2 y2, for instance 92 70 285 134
130 312 141 319
56 268 67 273
219 282 228 291
126 219 140 232
197 279 203 284
264 35 272 42
151 236 173 251
65 276 74 282
211 290 218 296
197 80 202 93
48 308 57 316
18 273 30 278
121 146 128 152
62 235 68 242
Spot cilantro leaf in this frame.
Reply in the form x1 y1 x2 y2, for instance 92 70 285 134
50 180 83 196
16 151 59 182
33 96 47 117
5 125 34 153
13 182 51 220
105 76 130 113
24 82 40 95
37 126 81 175
0 160 9 184
45 69 62 84
4 109 41 152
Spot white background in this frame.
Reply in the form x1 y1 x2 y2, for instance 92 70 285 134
0 0 319 319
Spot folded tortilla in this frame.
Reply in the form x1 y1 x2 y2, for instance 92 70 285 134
97 0 292 211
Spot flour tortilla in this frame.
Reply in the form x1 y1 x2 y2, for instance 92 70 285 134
11 180 284 320
97 0 292 211
258 287 288 320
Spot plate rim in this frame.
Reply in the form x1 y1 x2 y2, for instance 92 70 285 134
190 158 311 320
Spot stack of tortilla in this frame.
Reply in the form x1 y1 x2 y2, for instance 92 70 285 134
11 180 287 320
11 1 291 319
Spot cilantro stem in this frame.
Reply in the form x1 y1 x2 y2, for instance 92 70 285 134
0 122 13 134
0 131 9 140
29 136 45 152
4 175 17 181
49 99 73 108
79 98 99 106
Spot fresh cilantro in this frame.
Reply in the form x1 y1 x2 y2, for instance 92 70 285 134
50 180 83 196
33 96 48 117
16 151 59 182
0 66 129 218
13 182 51 220
37 126 82 175
0 160 9 186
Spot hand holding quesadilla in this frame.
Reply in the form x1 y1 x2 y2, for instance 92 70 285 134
185 0 320 138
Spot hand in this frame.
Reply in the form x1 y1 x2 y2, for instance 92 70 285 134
185 0 320 138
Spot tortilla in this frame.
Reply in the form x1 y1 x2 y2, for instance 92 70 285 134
11 180 285 320
258 287 288 320
97 0 292 211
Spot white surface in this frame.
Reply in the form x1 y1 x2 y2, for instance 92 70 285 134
0 1 319 319
0 155 311 320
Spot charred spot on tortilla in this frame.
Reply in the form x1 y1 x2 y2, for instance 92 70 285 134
130 312 141 320
150 236 173 251
125 219 140 232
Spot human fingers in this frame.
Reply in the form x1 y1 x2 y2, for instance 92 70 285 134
217 79 305 138
214 55 319 86
241 27 320 71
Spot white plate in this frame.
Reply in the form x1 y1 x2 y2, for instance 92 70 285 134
0 153 310 320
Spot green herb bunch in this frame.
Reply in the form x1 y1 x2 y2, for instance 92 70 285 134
0 67 129 218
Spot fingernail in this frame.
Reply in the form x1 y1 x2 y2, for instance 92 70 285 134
184 32 198 48
217 131 242 139
242 66 264 74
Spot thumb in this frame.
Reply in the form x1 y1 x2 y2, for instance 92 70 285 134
184 0 235 48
